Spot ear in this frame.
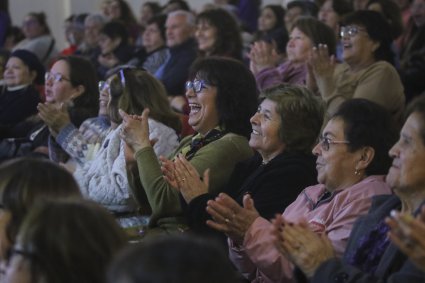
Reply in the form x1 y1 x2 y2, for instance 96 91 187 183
71 84 85 99
356 146 375 171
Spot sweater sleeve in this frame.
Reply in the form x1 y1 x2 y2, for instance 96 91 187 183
134 134 253 228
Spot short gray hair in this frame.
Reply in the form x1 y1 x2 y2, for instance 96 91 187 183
168 10 195 27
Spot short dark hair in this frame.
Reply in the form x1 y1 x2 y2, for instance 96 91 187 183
196 8 242 60
287 0 319 17
293 16 337 56
366 0 404 39
406 94 425 145
147 14 167 42
343 10 394 64
332 99 399 176
261 84 324 153
108 235 239 283
100 20 129 45
188 56 258 138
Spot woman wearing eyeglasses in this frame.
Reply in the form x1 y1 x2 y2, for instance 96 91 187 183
44 68 180 230
120 57 257 236
205 99 397 283
309 10 405 126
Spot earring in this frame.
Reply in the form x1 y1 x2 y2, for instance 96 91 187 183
355 169 360 176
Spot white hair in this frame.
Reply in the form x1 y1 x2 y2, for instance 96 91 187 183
167 10 196 27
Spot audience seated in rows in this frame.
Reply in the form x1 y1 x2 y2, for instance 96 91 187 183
206 99 397 283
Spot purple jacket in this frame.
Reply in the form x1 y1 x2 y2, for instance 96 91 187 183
255 61 307 91
229 175 392 283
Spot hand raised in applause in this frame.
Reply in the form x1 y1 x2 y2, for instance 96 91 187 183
271 216 335 278
166 154 209 203
206 193 260 245
308 44 336 79
248 41 280 75
119 108 151 153
386 206 425 272
37 102 71 137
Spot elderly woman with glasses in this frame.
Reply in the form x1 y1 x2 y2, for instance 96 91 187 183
120 57 258 236
205 99 397 283
44 67 180 230
270 95 425 283
309 10 405 125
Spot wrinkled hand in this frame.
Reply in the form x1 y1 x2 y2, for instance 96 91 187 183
308 44 336 79
386 207 425 272
37 102 71 137
119 108 151 153
271 217 335 278
248 41 279 74
171 154 209 203
206 193 260 245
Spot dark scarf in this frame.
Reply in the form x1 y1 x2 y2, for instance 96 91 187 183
184 129 224 160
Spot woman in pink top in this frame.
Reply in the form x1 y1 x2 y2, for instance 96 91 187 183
206 99 398 283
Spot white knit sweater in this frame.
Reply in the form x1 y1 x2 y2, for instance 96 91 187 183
73 118 179 214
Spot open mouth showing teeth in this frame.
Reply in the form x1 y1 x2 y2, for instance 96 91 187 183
252 129 260 135
189 103 201 114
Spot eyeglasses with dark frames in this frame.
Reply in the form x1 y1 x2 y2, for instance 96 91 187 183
45 71 70 83
318 136 350 151
185 80 207 93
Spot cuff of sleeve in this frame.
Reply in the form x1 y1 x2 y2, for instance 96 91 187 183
56 123 77 146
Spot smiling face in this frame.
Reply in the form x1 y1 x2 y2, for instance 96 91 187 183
258 7 278 32
286 27 313 65
195 20 217 54
3 57 35 87
312 117 363 191
44 60 80 104
185 79 219 135
249 99 285 162
386 113 425 196
341 24 378 69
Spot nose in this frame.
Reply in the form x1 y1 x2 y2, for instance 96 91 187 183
250 112 260 125
312 141 322 156
185 86 195 98
388 140 400 159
